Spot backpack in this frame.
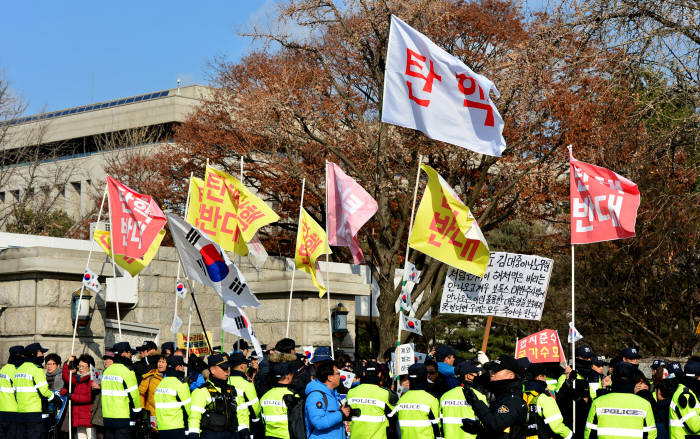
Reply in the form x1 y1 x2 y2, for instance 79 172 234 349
286 390 327 439
523 390 548 439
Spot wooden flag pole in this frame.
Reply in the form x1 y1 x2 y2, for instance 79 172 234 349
68 181 107 439
396 155 423 350
481 315 493 353
285 177 306 338
324 161 334 359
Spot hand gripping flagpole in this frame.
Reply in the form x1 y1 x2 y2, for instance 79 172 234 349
285 177 305 338
68 181 108 439
324 161 334 359
396 155 422 372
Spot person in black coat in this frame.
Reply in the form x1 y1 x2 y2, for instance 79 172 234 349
463 355 527 439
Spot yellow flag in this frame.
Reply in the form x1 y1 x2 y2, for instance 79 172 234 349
408 164 490 277
186 175 248 256
295 209 332 297
93 228 165 277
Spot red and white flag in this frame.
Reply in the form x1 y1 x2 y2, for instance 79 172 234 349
326 162 377 264
569 148 640 244
107 176 166 259
382 15 506 157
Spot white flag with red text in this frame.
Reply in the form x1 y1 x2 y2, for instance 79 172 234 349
326 162 377 264
382 15 506 157
569 148 640 244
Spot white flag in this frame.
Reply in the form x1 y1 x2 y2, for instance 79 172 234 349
382 15 506 157
167 214 260 308
394 282 413 313
83 269 102 294
175 280 187 299
247 235 268 269
414 352 427 364
568 322 583 343
170 314 183 334
403 261 421 284
221 304 263 358
400 312 422 336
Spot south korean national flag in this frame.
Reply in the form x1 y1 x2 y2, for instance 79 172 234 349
168 214 260 308
222 304 263 357
83 269 102 294
400 312 422 336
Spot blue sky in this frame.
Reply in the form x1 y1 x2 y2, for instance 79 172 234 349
1 1 279 114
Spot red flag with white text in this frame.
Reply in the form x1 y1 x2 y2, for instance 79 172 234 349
569 148 640 244
107 176 167 259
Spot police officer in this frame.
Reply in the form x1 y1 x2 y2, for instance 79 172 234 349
14 343 57 438
154 355 192 439
439 360 486 439
584 362 656 439
0 345 23 438
588 355 606 399
523 364 571 439
189 353 248 439
259 362 298 439
347 360 397 439
391 363 441 439
228 353 262 436
102 341 143 439
669 357 700 438
463 354 527 439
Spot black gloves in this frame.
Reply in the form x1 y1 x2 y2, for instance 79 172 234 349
463 387 478 405
461 417 482 434
238 427 251 439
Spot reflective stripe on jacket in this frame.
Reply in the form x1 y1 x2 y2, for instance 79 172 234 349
154 376 191 431
669 384 700 439
101 362 141 423
584 391 656 439
440 385 486 439
14 361 54 419
0 364 17 414
261 386 295 439
391 389 441 439
347 383 394 439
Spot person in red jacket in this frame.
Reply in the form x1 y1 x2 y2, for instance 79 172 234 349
63 354 99 439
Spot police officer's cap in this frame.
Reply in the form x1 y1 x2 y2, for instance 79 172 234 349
591 354 606 367
207 353 231 369
651 359 666 369
620 347 641 359
526 363 548 379
24 342 49 356
435 345 457 361
161 341 176 353
102 351 116 361
484 355 523 377
167 355 186 368
363 361 381 376
574 346 593 359
9 345 24 356
666 361 684 379
408 363 427 379
137 340 157 352
684 357 700 377
455 361 481 376
273 361 295 378
112 342 137 355
234 340 249 351
516 357 531 371
229 352 249 367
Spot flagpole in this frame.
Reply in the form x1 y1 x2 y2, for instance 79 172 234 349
107 206 123 341
571 243 576 433
324 161 334 359
68 181 107 439
174 173 193 341
184 291 193 372
185 278 213 352
397 155 423 349
286 177 305 338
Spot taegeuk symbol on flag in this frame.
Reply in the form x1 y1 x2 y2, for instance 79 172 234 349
83 269 102 294
221 304 263 357
400 313 422 336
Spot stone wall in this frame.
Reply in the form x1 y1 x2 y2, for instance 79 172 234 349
0 244 367 363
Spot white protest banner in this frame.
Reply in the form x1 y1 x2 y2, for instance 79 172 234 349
396 343 415 375
440 252 553 320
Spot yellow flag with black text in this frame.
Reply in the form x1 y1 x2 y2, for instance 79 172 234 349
408 164 490 277
295 209 332 297
93 228 165 277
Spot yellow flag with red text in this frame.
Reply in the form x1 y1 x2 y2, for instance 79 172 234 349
408 164 490 277
186 175 248 256
93 228 165 277
295 209 332 297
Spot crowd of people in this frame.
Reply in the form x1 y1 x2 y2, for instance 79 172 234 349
0 338 699 439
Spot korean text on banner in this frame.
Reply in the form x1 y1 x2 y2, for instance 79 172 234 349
326 161 377 264
187 175 248 256
94 228 165 277
396 344 415 375
569 148 640 244
382 15 506 157
178 332 213 356
221 304 263 358
295 209 331 297
515 329 564 364
408 164 490 277
106 176 166 259
204 166 280 246
440 252 553 320
168 214 260 308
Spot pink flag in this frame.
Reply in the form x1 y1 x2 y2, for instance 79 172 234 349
326 162 378 264
107 176 167 259
569 148 640 244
